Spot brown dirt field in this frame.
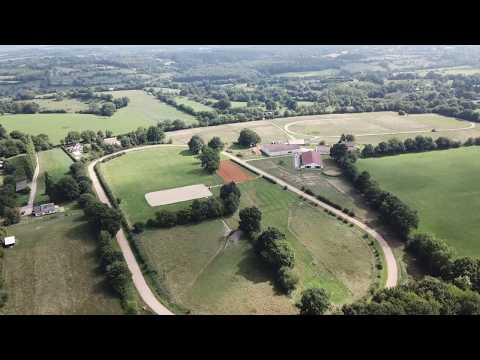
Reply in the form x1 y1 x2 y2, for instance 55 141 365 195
217 160 255 184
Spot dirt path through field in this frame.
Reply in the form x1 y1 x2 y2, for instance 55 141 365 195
222 151 398 289
21 152 40 216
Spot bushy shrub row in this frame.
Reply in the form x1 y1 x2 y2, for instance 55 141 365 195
139 182 241 232
300 186 355 217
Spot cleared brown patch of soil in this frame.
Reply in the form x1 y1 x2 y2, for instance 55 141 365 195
217 160 254 184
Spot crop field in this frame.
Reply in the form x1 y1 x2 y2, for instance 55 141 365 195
274 69 340 78
138 177 375 314
250 155 371 221
0 90 197 144
99 146 223 223
34 148 73 204
0 211 124 315
168 119 289 145
280 112 472 143
357 147 480 257
415 66 480 76
174 96 214 112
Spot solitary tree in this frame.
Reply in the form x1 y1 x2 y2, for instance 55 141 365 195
213 99 231 111
100 102 116 116
239 207 262 235
297 288 331 315
199 146 220 173
188 135 204 154
208 136 225 151
238 128 261 147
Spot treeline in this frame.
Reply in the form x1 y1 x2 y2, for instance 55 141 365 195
77 192 137 313
238 205 332 314
0 100 40 114
0 125 52 158
0 176 21 226
301 186 355 217
136 182 241 233
156 94 197 116
45 162 93 203
343 277 480 315
331 142 419 240
360 135 480 158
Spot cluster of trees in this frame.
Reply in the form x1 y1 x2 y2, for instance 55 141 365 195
188 135 225 173
45 162 93 203
237 128 261 147
239 207 298 295
342 277 480 315
238 205 332 313
0 125 50 158
0 100 40 114
360 135 467 158
77 193 134 312
0 176 21 226
406 232 480 294
118 126 166 148
138 182 241 232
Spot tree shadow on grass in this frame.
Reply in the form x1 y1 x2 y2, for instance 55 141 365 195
235 246 274 285
185 167 211 177
180 149 194 157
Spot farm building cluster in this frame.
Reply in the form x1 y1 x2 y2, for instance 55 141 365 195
260 139 355 170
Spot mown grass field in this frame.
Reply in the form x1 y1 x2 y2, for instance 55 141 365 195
0 90 197 144
0 211 124 315
357 147 480 257
137 177 376 314
32 97 89 112
34 148 73 204
100 147 223 223
174 96 214 112
282 112 470 142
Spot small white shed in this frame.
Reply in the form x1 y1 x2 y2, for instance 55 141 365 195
3 236 15 247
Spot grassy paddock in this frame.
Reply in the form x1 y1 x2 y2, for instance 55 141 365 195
0 211 124 315
357 147 480 257
100 146 223 223
136 176 375 314
34 148 73 204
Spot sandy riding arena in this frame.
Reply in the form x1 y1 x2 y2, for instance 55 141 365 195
217 160 255 183
145 184 213 207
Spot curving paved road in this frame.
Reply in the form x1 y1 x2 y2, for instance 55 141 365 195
21 152 40 216
222 151 398 288
87 144 187 315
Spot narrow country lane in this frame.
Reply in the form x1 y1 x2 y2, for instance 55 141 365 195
87 144 188 315
21 152 40 216
221 151 399 288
